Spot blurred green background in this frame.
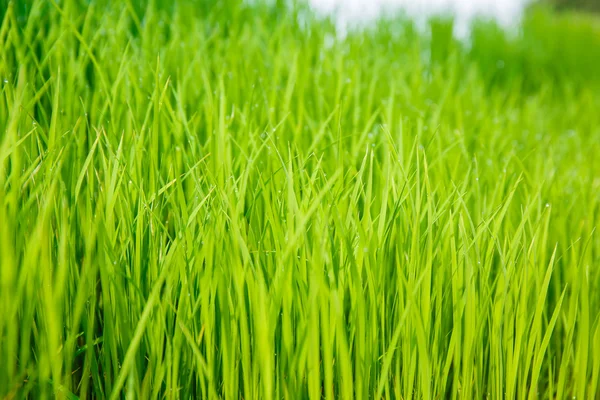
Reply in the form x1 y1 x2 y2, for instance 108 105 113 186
552 0 600 11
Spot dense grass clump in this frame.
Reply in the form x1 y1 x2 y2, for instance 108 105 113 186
1 0 599 398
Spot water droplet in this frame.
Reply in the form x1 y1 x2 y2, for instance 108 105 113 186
545 203 550 208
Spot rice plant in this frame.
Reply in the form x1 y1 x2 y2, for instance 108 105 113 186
0 0 599 398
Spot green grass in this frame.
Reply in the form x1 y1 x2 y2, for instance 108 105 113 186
1 0 599 398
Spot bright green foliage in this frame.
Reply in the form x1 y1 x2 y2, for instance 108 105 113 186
0 1 599 398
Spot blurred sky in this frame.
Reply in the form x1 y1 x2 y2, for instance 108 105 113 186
307 0 530 37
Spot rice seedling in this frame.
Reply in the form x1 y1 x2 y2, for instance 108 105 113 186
0 0 599 398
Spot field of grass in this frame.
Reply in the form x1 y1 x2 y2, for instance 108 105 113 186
1 0 599 398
